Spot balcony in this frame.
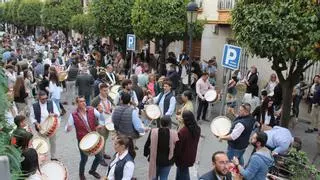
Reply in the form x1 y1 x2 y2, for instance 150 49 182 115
217 0 236 24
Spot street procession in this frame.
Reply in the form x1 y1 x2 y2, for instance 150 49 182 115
1 0 320 180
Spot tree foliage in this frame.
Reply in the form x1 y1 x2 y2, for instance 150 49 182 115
232 0 320 127
17 0 42 27
42 0 82 32
90 0 134 40
2 0 22 25
70 13 96 37
131 0 187 42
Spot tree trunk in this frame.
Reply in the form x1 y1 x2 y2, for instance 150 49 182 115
280 80 294 127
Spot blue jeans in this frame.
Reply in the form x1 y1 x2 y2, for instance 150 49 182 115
51 98 60 112
85 94 90 106
175 166 190 180
227 146 246 166
78 142 102 175
153 165 171 180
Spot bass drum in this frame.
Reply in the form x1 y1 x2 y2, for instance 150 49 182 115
108 85 121 104
40 160 68 180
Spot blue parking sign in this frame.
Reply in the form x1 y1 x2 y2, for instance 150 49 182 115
221 44 242 70
127 34 136 51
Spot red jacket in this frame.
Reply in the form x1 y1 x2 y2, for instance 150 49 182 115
72 107 97 141
174 126 200 167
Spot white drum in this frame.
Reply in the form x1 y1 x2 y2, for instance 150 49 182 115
40 161 68 180
145 104 161 120
103 113 115 131
30 137 49 155
205 89 218 102
79 132 104 155
210 116 232 136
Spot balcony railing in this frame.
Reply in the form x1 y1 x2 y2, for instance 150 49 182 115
218 0 236 10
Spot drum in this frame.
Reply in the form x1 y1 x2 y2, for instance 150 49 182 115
145 104 161 120
108 85 121 103
30 137 49 164
205 89 218 102
210 116 232 136
79 132 104 156
39 116 60 137
58 71 68 82
104 113 115 131
40 161 68 180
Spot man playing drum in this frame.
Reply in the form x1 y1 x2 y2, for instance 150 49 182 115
196 72 215 121
91 83 113 160
114 79 139 107
151 80 176 127
30 90 60 161
112 92 146 139
65 96 107 180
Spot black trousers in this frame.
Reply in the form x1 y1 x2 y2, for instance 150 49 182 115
197 97 208 120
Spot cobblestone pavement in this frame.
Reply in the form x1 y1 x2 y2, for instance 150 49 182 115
33 92 318 180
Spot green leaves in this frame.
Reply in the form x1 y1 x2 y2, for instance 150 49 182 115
70 14 96 37
89 0 134 40
232 0 320 62
131 0 204 43
17 0 42 27
42 0 82 32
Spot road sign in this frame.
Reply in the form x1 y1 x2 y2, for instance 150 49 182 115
126 34 136 51
221 44 242 70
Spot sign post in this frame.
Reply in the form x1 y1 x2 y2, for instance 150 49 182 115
126 34 136 75
219 44 242 115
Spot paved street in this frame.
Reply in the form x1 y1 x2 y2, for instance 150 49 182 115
34 92 319 180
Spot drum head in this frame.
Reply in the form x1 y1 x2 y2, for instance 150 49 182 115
105 122 115 131
41 161 67 180
108 92 117 102
110 85 121 93
205 90 217 102
79 132 100 151
145 105 161 120
210 116 232 136
31 137 49 154
58 72 68 81
39 117 53 135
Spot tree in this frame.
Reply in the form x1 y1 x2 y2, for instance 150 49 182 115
17 0 43 34
42 0 82 40
90 0 135 51
70 14 96 37
131 0 204 59
232 0 320 127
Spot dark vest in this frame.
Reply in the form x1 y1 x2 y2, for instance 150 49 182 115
33 101 54 123
112 105 139 138
156 91 174 114
108 153 134 180
228 115 255 150
67 66 79 81
72 107 96 141
199 170 233 180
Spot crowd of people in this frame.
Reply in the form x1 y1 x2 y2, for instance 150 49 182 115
1 30 320 180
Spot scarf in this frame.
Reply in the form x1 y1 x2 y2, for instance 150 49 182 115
148 128 179 180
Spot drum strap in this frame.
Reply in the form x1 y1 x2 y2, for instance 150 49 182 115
77 110 92 132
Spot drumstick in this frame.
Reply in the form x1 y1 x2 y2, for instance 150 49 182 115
35 142 43 151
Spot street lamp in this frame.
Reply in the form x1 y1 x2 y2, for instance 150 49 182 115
186 1 198 87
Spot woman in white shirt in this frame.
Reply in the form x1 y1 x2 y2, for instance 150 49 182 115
48 71 63 112
103 135 136 180
264 73 278 96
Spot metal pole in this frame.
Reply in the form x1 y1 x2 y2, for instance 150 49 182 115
188 23 193 88
130 51 133 76
220 68 231 115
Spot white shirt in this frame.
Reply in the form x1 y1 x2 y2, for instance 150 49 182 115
65 108 104 131
114 90 139 106
107 150 135 180
49 81 63 100
230 123 245 140
153 91 176 116
30 101 60 124
196 78 214 99
181 65 188 85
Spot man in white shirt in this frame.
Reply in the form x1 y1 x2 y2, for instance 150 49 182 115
65 96 106 180
196 72 214 121
106 65 117 86
30 90 60 160
114 79 139 107
151 80 176 127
